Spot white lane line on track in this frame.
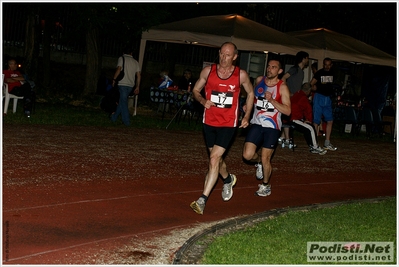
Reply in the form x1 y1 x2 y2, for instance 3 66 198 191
3 179 394 263
2 223 198 263
3 179 393 212
3 190 202 212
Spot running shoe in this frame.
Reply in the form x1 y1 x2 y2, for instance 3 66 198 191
282 139 297 149
255 163 263 180
255 184 271 197
310 146 327 155
190 198 205 215
288 142 297 149
323 144 337 151
222 174 237 201
278 138 284 145
281 139 289 148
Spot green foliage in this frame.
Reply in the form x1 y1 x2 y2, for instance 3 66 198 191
201 198 396 264
67 3 171 45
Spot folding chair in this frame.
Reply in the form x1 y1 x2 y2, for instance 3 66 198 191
3 82 24 114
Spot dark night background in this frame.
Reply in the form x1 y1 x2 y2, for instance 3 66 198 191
2 1 397 103
160 2 396 56
4 2 397 55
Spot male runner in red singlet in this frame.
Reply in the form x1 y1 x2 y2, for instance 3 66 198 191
242 59 291 197
190 42 254 215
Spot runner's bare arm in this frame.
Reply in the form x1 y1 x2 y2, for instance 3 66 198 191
267 82 291 116
239 70 254 128
192 66 215 109
242 75 263 113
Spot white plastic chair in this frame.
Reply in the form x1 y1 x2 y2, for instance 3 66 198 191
3 82 24 114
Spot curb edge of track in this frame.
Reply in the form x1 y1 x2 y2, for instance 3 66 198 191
172 195 395 264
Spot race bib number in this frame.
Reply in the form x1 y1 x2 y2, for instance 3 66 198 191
256 97 275 111
211 90 233 108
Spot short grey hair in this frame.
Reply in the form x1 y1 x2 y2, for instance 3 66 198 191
301 82 312 92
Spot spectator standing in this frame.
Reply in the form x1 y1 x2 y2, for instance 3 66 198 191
310 57 337 151
282 51 309 96
310 61 326 135
190 42 254 215
242 59 291 197
111 46 141 126
290 83 326 155
3 59 35 117
280 51 309 145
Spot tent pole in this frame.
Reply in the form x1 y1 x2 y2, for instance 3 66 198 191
264 53 269 75
139 39 147 70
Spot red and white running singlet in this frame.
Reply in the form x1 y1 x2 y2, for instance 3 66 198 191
251 78 283 130
202 64 241 127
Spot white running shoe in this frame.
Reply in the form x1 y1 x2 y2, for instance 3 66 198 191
255 184 271 197
310 146 327 155
323 144 337 151
222 174 237 201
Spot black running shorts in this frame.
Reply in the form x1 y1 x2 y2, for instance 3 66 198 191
245 124 280 149
203 124 237 149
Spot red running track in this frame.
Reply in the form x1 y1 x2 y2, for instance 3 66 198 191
2 125 396 264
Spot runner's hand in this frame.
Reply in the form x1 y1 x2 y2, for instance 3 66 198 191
239 117 249 128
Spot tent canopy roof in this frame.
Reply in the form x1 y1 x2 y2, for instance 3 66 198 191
287 28 396 67
139 16 396 69
142 14 317 54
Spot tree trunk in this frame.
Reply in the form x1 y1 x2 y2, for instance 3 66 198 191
24 6 40 83
42 12 52 95
83 15 101 98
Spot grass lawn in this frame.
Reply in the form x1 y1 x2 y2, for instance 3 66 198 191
201 197 396 264
2 101 203 131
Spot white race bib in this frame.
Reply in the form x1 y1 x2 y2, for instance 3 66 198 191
211 91 233 108
256 97 275 112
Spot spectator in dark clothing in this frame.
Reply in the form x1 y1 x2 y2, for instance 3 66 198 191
178 69 195 91
310 57 337 151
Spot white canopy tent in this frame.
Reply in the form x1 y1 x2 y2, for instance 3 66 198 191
139 16 396 69
138 14 318 70
134 16 396 115
286 28 396 68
